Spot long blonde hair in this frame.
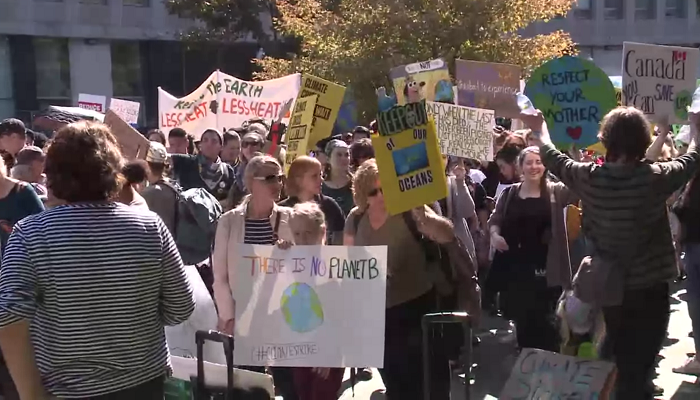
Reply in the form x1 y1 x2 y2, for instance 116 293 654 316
351 159 378 213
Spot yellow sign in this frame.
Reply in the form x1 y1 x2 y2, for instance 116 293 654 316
284 95 318 173
297 74 346 146
372 100 448 215
389 59 453 105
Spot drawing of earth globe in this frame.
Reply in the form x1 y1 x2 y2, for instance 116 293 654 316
280 282 324 333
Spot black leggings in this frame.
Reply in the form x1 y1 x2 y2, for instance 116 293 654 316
502 278 561 352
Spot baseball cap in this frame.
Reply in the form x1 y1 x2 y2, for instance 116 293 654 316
15 146 44 166
146 142 168 164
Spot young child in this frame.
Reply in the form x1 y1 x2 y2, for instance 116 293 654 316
288 202 345 400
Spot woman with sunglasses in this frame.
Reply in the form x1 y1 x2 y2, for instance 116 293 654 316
343 159 454 399
211 154 298 399
170 128 235 202
228 131 266 209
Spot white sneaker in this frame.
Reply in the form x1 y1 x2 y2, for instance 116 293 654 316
673 357 700 375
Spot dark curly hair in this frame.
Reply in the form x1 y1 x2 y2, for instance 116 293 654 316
598 107 652 163
122 160 149 185
45 121 125 202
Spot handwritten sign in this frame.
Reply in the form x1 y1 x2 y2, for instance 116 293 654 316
455 60 521 117
425 101 494 161
284 95 318 172
500 348 616 400
373 100 448 215
103 110 150 160
78 93 106 113
158 71 301 140
390 59 454 105
297 75 346 145
525 56 617 148
232 244 387 368
109 98 140 125
622 42 699 124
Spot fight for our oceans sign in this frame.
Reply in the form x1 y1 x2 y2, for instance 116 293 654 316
622 42 699 124
525 56 617 148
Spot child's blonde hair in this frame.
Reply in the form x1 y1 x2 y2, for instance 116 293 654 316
289 202 326 244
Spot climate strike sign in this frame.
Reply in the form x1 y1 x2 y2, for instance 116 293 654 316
231 244 387 368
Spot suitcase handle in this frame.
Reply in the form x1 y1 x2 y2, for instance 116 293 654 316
421 312 472 400
195 330 235 400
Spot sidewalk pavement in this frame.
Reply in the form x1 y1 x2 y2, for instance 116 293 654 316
338 282 700 399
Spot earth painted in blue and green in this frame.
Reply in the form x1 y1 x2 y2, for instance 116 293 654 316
280 282 324 333
525 56 617 148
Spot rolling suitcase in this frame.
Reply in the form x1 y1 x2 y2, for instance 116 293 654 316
190 330 275 400
422 312 472 400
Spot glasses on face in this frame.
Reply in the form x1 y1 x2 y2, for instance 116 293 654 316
368 187 383 197
253 174 284 184
242 140 262 148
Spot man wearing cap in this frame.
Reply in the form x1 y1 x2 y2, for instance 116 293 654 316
10 146 47 201
141 142 179 234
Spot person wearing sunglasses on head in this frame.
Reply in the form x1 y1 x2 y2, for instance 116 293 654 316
227 131 266 209
212 154 299 400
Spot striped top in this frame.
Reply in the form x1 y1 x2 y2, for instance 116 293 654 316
541 144 700 289
243 218 276 245
0 203 194 398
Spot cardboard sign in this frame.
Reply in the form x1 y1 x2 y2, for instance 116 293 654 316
297 75 346 145
426 101 494 161
284 95 318 172
390 59 454 105
500 348 616 400
622 42 699 124
455 60 521 117
525 56 617 148
373 100 448 215
159 71 301 139
109 98 140 125
104 110 150 160
231 244 387 368
78 93 106 113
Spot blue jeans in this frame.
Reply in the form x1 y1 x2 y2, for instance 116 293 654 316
685 244 700 353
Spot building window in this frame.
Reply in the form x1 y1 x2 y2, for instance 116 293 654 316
80 0 108 4
33 38 71 107
635 0 656 19
123 0 149 6
604 0 624 19
111 41 144 122
0 37 14 120
573 0 594 19
666 0 687 18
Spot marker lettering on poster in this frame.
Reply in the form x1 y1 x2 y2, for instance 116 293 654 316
426 101 494 161
253 342 319 363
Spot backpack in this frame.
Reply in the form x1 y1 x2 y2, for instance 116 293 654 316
162 182 224 265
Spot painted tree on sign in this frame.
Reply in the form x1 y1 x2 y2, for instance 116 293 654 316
255 0 578 119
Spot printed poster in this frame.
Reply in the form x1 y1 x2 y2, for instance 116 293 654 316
373 100 448 215
297 75 346 145
622 42 699 124
78 93 106 113
284 95 318 173
390 59 454 105
232 244 387 368
525 56 617 148
426 102 495 161
455 60 521 117
500 348 616 400
158 71 301 140
109 98 140 125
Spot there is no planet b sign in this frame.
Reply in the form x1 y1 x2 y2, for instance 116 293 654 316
525 56 617 148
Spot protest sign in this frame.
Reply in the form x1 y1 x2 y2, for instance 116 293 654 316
297 75 346 145
622 42 699 124
104 110 150 160
373 100 448 215
500 348 616 400
455 60 521 116
525 56 617 148
390 59 454 105
426 101 494 161
284 95 318 172
109 98 140 125
158 71 301 140
78 93 106 113
232 244 387 368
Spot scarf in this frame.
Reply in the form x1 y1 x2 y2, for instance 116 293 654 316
198 155 225 192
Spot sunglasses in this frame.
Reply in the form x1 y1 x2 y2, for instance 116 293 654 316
242 140 262 148
253 174 284 184
368 187 383 197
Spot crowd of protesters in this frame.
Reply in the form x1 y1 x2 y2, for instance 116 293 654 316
0 100 696 400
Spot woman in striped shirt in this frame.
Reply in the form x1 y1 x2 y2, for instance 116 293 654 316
0 122 195 399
